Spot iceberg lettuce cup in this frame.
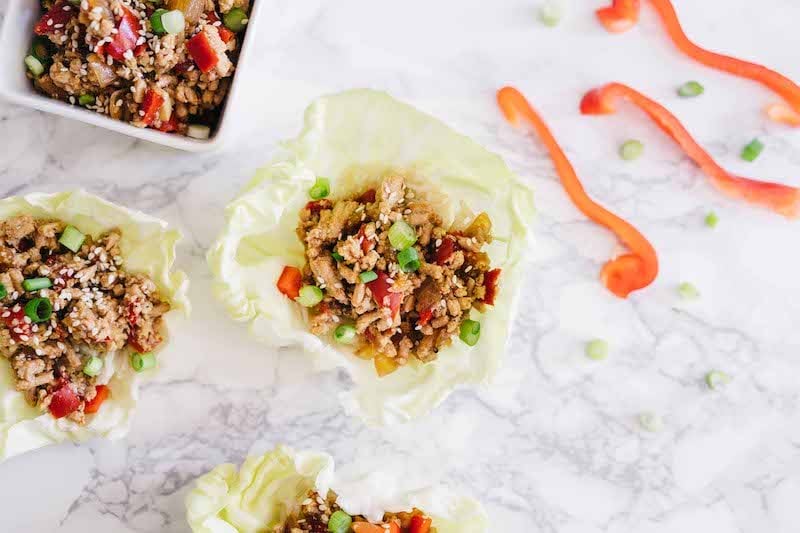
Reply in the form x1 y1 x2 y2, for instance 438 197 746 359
0 191 189 461
186 445 488 533
207 89 535 425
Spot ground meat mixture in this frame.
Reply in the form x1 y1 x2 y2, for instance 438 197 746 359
277 490 434 533
293 175 501 377
0 215 169 423
26 0 251 137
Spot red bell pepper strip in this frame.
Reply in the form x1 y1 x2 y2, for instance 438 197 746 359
139 89 164 126
595 0 640 33
498 86 658 298
106 7 142 62
84 385 110 415
581 83 800 218
435 236 456 265
187 30 219 73
206 11 235 43
409 515 432 533
34 1 76 35
357 225 374 254
482 268 501 305
276 266 302 299
49 383 81 419
367 271 402 317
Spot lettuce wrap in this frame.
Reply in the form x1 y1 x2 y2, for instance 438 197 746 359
207 89 535 425
0 191 189 461
185 445 488 533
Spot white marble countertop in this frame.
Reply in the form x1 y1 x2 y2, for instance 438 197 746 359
2 0 800 531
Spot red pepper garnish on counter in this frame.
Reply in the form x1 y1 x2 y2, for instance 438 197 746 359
581 83 800 218
498 86 658 298
84 385 110 415
49 382 81 419
187 30 219 73
277 266 302 300
34 1 76 35
139 89 164 126
595 0 640 33
106 7 142 62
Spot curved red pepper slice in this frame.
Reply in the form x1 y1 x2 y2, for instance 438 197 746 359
482 268 501 305
84 385 110 415
187 30 219 73
581 83 800 218
106 7 141 62
277 266 302 299
435 236 456 265
140 89 164 126
595 0 640 33
498 86 658 298
367 271 402 317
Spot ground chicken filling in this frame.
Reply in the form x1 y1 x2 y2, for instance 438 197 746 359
290 175 501 377
0 215 169 423
26 0 251 137
278 490 435 533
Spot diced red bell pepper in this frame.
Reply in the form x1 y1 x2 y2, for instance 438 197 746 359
409 515 432 533
595 0 640 33
418 307 433 326
305 200 326 214
139 89 164 127
173 60 194 74
206 11 235 43
49 383 81 419
435 236 457 265
34 1 76 35
134 43 148 57
367 271 402 317
106 7 142 62
483 268 501 305
84 385 110 415
357 225 374 254
157 114 179 133
358 188 376 203
277 266 302 300
2 306 32 342
187 30 219 73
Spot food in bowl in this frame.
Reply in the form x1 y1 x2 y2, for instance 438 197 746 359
0 191 188 462
185 446 488 533
24 0 251 138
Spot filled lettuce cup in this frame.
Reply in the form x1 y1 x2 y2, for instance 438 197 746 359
0 191 189 461
208 89 535 424
186 445 488 533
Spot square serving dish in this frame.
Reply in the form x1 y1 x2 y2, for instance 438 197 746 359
0 0 262 152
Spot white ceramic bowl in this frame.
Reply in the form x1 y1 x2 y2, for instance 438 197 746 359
0 0 263 151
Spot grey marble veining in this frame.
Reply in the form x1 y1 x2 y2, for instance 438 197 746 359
1 1 800 531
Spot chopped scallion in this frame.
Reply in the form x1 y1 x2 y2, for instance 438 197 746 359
397 247 420 273
358 270 378 283
130 352 156 372
150 8 168 33
677 81 704 98
741 139 764 162
705 370 731 389
704 211 719 228
585 339 609 361
83 356 103 377
223 7 248 32
187 124 211 140
459 319 481 346
538 1 563 27
161 9 185 35
331 251 344 262
296 285 324 307
78 94 95 106
0 283 6 299
22 277 51 292
327 510 353 533
30 36 52 62
59 225 86 252
24 55 44 77
24 297 52 323
309 177 330 200
620 139 644 161
333 324 357 344
387 220 416 250
677 282 700 300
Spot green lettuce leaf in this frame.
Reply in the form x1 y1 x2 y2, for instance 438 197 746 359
0 191 190 461
185 446 487 533
207 89 535 425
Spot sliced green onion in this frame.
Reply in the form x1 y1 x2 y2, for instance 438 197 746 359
620 140 644 161
78 94 95 106
358 270 378 283
331 251 344 262
309 177 330 200
150 8 168 33
333 324 357 345
387 220 417 250
161 9 185 35
639 412 664 432
741 139 764 162
397 247 420 273
223 7 248 32
459 319 481 346
0 283 6 299
30 36 52 62
187 124 211 140
22 277 51 292
58 225 86 252
24 55 44 77
705 370 731 389
677 81 704 98
704 211 719 228
24 297 52 323
130 352 156 372
585 339 609 361
327 510 353 533
83 356 103 377
538 1 563 27
296 285 324 307
677 282 700 300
